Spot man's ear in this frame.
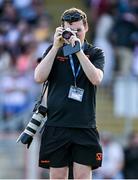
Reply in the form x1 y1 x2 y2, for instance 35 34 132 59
85 23 89 32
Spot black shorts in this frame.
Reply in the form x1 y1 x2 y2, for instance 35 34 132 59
39 126 102 170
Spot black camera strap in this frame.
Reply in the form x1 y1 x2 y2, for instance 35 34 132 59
33 81 48 112
40 81 48 102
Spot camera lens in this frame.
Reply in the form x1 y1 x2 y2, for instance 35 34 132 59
62 30 73 40
16 105 47 148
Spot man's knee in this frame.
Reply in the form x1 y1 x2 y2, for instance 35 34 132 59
73 162 92 179
50 167 68 179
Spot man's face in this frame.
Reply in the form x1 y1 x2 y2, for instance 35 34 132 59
64 20 88 44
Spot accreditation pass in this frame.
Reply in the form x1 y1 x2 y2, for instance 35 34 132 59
68 85 84 102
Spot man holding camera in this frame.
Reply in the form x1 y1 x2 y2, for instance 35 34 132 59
35 7 105 179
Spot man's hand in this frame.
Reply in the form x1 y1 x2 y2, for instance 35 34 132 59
16 132 33 149
68 34 81 48
53 27 64 49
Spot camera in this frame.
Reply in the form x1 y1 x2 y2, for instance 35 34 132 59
62 28 75 40
16 105 47 148
62 28 81 56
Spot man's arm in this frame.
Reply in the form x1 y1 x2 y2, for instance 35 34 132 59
34 27 64 83
34 47 58 83
76 50 103 85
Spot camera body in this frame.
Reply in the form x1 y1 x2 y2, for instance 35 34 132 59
16 105 47 148
62 28 75 40
62 28 81 56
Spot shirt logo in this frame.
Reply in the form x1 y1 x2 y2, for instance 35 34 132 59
96 153 102 161
57 56 68 62
40 160 50 163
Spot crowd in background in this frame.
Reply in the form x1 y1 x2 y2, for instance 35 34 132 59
86 1 138 179
0 0 52 120
86 0 138 87
0 0 138 179
93 131 138 179
0 0 138 121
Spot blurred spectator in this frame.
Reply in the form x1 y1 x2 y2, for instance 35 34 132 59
5 26 20 58
33 16 51 58
14 0 37 24
85 0 113 24
93 132 124 179
123 131 138 179
15 40 37 74
0 36 12 74
1 1 19 24
13 0 32 9
0 0 52 124
118 0 130 14
33 0 51 19
94 0 118 86
131 9 138 76
85 0 117 40
0 72 31 120
132 41 138 76
111 0 138 77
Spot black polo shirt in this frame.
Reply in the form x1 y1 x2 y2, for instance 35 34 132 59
42 41 105 128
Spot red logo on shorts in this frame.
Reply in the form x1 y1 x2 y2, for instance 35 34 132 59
96 153 102 161
40 160 50 163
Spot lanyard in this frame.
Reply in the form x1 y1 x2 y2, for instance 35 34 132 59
69 54 81 86
69 43 85 86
